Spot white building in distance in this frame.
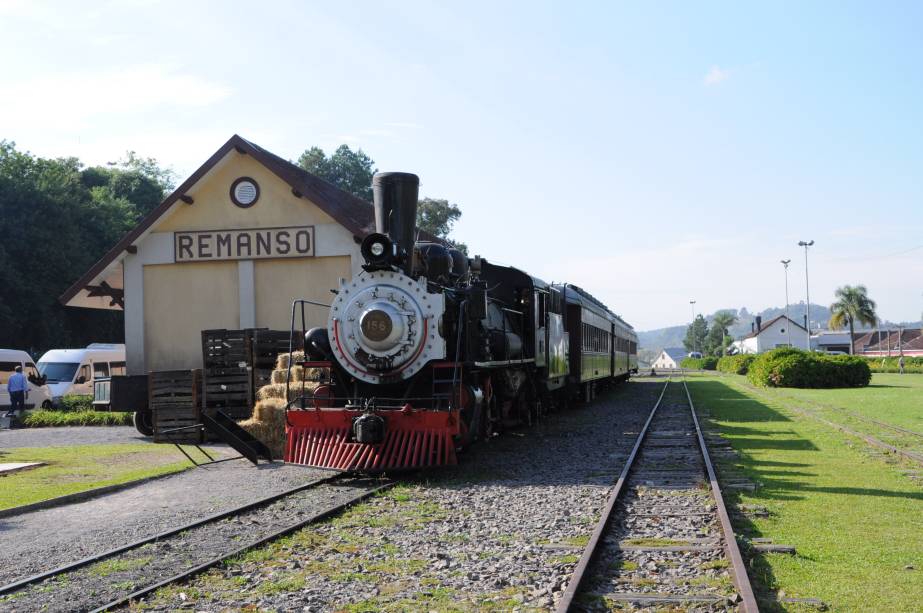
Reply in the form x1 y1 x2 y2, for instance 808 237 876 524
730 315 809 354
651 347 687 369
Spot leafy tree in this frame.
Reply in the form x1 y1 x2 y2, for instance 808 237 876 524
297 145 376 201
0 142 170 355
706 311 738 356
829 285 878 354
683 315 708 354
416 198 468 254
297 144 467 252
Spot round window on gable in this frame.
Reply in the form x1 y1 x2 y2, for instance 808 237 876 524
230 177 260 208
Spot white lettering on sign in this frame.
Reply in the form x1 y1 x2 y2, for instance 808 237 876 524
174 226 315 262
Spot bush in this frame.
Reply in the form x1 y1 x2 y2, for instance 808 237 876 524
717 354 756 375
747 348 871 388
680 356 718 370
22 410 133 428
59 394 94 411
865 356 923 374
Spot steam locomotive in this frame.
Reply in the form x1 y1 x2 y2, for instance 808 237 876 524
284 172 637 471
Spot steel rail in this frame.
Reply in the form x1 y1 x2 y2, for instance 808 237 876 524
682 376 759 613
91 480 395 613
554 378 671 612
0 473 342 597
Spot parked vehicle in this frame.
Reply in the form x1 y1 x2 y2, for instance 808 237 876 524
37 344 126 407
0 349 53 409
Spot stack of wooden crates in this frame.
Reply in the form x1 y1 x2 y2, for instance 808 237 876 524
202 329 254 421
150 328 302 444
150 369 202 443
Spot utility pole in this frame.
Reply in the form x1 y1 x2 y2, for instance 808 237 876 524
798 240 814 350
690 300 697 354
781 259 791 347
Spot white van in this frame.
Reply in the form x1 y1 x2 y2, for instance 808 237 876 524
37 343 126 406
0 349 53 409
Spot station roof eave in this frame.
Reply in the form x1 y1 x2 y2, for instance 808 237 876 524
59 134 447 311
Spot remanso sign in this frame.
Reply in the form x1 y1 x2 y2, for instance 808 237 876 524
174 226 315 262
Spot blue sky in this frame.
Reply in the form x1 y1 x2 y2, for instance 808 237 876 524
2 1 921 330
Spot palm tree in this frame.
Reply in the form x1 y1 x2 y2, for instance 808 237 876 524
711 311 738 356
829 285 877 354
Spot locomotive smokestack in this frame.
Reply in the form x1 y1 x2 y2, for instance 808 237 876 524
373 172 419 276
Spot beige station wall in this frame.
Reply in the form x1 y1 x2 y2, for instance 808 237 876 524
254 256 351 332
156 155 338 232
143 261 240 371
127 149 362 373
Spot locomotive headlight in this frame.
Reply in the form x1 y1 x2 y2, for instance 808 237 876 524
361 233 393 266
357 302 405 352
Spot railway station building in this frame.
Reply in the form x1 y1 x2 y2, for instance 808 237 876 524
60 135 383 374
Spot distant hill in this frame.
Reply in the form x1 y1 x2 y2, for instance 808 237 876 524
637 303 921 352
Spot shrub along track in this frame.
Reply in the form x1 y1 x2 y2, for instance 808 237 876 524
557 378 758 612
0 474 392 612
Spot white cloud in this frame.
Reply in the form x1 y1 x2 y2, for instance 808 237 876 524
0 64 232 132
703 66 730 86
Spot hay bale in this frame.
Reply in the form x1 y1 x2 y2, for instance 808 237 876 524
271 366 304 385
253 397 286 422
275 351 305 370
256 382 320 402
238 418 285 458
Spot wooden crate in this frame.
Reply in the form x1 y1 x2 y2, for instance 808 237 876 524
203 366 252 420
249 329 301 370
201 329 250 369
150 369 202 444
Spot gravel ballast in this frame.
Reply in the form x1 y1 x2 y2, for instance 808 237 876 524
0 459 332 587
1 478 383 612
138 379 664 611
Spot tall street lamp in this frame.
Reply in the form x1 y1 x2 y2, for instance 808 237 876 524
690 300 697 354
781 259 792 347
798 240 814 350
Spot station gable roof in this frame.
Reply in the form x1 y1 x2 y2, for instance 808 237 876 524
742 315 807 339
60 134 440 309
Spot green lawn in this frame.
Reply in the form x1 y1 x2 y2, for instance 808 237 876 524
0 444 193 510
738 373 923 456
688 376 923 613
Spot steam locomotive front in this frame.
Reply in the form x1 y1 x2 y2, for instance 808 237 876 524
328 172 446 383
285 172 459 472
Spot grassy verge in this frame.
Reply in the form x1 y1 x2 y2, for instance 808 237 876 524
0 444 192 510
687 376 923 612
731 372 923 457
21 410 133 428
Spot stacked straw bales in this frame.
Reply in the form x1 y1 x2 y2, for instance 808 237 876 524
237 351 324 458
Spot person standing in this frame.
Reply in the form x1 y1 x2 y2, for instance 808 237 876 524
899 355 905 375
6 365 28 418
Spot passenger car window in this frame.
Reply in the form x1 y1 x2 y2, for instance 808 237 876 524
110 361 126 376
77 365 91 383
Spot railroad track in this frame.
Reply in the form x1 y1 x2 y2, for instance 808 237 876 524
556 377 758 612
0 473 393 612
